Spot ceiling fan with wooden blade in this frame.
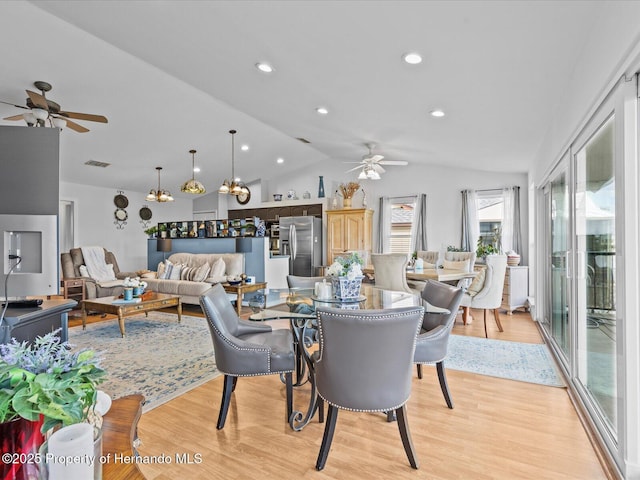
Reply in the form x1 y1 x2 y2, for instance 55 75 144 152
1 81 107 133
344 143 408 179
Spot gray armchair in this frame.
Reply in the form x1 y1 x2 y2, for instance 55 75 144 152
200 284 295 429
314 306 424 470
414 280 464 409
60 247 138 299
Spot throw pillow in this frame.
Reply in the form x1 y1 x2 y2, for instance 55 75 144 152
467 267 486 297
79 265 90 278
157 261 166 279
180 267 194 281
211 258 226 277
443 259 471 271
168 263 183 280
192 263 211 282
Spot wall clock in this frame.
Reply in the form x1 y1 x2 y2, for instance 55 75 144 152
236 187 251 205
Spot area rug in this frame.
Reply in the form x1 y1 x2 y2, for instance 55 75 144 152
446 335 565 387
68 312 219 412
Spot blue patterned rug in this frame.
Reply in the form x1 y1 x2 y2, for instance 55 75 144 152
68 312 219 411
446 335 565 387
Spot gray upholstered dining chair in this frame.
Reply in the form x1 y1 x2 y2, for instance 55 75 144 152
313 305 424 470
370 253 416 294
414 280 464 409
199 283 295 429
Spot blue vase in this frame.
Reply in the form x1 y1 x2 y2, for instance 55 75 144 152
318 176 325 198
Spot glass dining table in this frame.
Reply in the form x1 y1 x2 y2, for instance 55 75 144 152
249 284 449 431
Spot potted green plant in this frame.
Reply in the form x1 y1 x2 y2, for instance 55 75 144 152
144 225 158 238
0 330 105 431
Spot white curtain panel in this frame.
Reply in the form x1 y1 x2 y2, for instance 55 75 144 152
501 186 522 255
411 193 428 253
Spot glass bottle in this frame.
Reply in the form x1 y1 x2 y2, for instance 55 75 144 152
318 176 325 198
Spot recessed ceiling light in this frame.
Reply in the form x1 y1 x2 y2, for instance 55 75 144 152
241 144 250 151
193 167 201 173
316 107 329 115
277 158 284 164
255 62 274 73
430 109 445 117
403 52 422 65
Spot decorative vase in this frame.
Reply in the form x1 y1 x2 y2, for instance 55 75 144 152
0 416 45 480
318 176 325 198
331 276 363 300
343 197 352 208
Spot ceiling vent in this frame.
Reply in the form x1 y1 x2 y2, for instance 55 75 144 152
296 137 311 144
85 160 111 168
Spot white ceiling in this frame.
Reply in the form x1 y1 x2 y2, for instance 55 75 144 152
0 1 602 198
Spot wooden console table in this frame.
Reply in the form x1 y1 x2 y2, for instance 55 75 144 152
223 281 267 315
102 394 146 480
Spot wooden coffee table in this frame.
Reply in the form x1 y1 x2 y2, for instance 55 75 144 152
81 292 181 337
222 281 267 315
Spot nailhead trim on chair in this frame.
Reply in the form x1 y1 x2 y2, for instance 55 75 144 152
202 303 294 375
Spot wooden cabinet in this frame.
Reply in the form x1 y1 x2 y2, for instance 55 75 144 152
501 266 529 314
326 209 374 265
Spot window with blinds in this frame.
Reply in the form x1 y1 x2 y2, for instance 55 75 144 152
389 197 416 254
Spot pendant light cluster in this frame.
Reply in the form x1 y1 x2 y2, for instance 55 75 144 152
180 149 206 194
219 129 249 196
146 167 174 202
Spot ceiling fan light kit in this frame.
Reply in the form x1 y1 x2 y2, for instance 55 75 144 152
1 80 108 133
147 167 174 202
345 143 408 180
180 149 206 194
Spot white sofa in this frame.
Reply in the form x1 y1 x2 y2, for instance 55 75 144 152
143 252 244 305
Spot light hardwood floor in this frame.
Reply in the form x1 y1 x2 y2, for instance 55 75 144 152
73 306 609 479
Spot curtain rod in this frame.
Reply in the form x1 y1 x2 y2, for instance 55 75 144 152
463 186 520 193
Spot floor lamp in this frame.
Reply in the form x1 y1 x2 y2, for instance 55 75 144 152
157 238 172 262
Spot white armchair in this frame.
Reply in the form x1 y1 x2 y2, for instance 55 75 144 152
459 254 507 337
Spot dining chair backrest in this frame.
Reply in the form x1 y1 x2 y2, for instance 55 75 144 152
287 275 327 289
469 254 507 309
443 251 476 272
315 306 424 411
371 253 412 293
416 250 438 265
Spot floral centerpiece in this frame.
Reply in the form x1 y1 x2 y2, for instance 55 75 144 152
326 252 365 299
0 331 105 479
123 276 148 296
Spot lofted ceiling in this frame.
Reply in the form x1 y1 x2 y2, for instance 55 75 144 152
0 1 603 199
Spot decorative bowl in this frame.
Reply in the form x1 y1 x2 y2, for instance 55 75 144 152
228 280 242 286
273 194 283 201
507 255 521 266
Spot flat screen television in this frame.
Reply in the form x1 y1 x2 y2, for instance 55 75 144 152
0 214 58 299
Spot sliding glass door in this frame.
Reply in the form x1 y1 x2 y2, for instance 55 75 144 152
574 115 618 432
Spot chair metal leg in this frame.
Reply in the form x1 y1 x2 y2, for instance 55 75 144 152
217 375 235 430
285 372 293 423
493 308 504 332
316 404 339 470
436 361 453 409
416 364 423 379
396 405 419 469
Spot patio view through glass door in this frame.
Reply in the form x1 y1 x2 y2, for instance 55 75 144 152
574 115 617 432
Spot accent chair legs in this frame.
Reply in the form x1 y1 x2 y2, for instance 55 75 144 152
316 404 419 470
285 372 293 424
436 361 453 409
217 374 235 429
483 308 504 338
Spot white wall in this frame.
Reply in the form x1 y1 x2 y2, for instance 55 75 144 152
60 181 193 271
265 160 528 263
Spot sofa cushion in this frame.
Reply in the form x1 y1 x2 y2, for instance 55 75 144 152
192 263 210 282
144 278 211 297
168 263 183 280
211 258 225 277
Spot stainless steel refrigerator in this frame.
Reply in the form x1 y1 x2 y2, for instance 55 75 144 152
279 216 322 277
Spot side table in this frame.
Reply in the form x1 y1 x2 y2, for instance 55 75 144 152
61 277 85 316
222 281 267 316
102 394 146 480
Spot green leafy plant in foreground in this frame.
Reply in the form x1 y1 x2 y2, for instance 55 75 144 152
0 330 105 433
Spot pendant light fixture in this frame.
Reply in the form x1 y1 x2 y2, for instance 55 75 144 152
180 149 206 194
146 167 174 202
219 129 250 196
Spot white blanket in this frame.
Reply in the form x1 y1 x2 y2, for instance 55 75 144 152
81 246 117 282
